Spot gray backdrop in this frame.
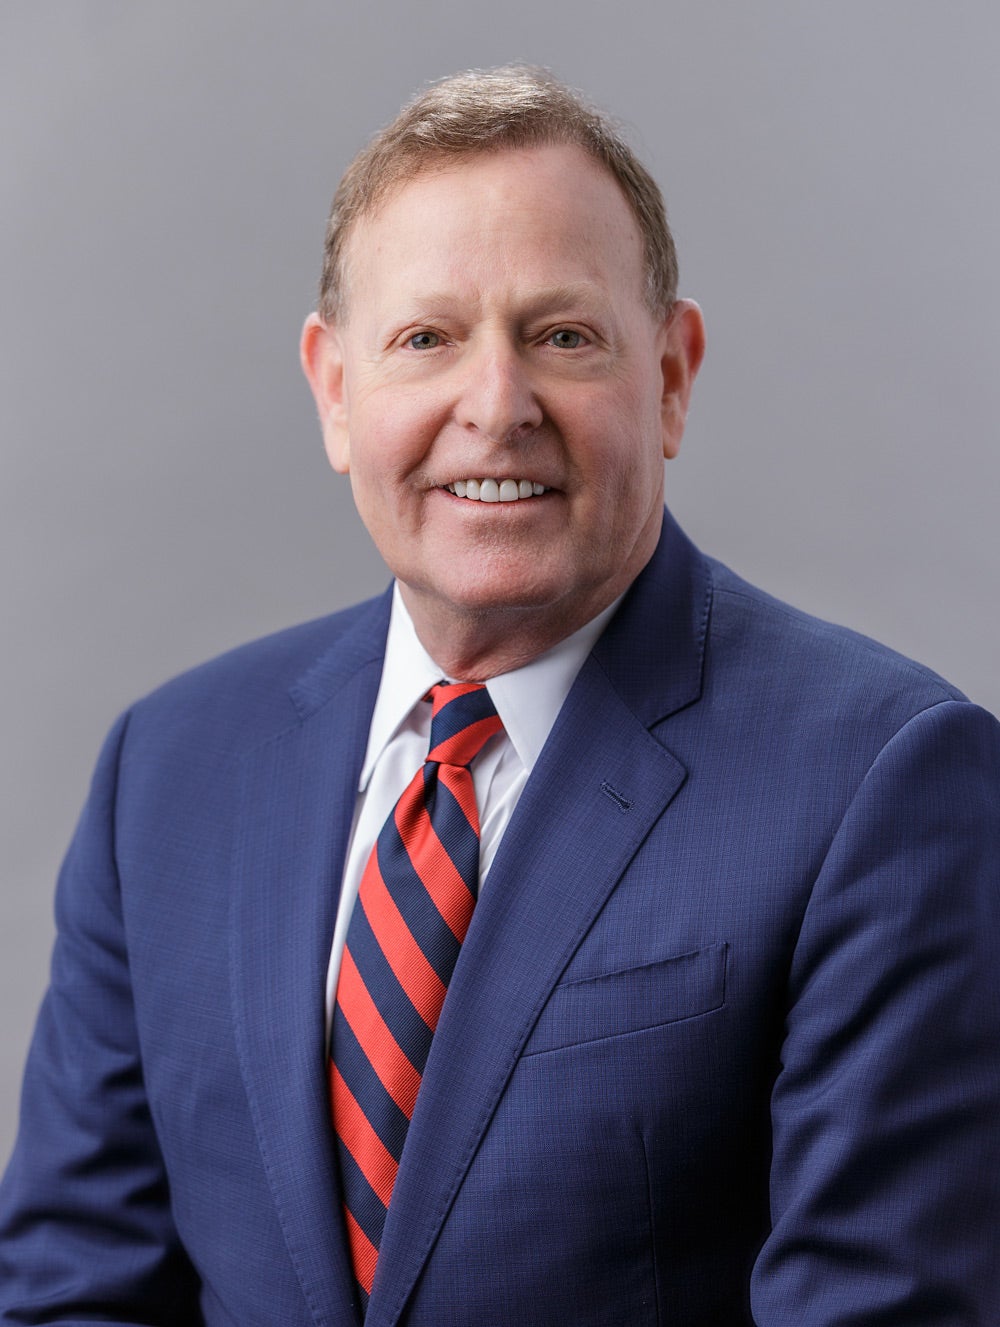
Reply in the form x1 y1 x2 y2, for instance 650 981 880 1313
2 1 997 1165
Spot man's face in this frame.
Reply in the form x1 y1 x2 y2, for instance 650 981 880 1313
303 144 703 652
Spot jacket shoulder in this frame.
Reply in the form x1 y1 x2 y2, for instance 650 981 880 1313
706 557 966 711
124 592 389 750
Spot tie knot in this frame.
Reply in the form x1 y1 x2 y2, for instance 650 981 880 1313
426 682 503 769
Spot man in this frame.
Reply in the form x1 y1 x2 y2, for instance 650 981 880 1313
1 66 998 1326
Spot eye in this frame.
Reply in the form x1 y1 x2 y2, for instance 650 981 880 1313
547 328 585 350
407 331 441 350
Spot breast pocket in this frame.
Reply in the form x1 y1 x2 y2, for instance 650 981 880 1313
522 941 728 1056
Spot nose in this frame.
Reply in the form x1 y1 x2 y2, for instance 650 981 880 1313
453 335 544 442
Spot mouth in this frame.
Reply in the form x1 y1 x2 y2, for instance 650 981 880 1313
444 479 550 504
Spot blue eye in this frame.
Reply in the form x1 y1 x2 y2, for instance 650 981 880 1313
408 331 440 350
549 329 583 349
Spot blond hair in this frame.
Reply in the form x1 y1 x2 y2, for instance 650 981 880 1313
318 65 678 320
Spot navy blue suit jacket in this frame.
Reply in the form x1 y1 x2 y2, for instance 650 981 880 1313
2 510 999 1324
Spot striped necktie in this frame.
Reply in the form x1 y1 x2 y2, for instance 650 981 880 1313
330 681 503 1311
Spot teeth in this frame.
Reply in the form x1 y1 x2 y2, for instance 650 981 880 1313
445 479 550 503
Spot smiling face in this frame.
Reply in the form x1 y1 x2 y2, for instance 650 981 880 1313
302 144 704 676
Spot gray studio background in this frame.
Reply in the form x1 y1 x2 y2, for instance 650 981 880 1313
2 2 997 1164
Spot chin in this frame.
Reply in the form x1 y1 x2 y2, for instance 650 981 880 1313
410 571 568 619
443 588 560 618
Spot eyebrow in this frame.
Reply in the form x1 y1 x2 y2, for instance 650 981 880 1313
518 284 610 317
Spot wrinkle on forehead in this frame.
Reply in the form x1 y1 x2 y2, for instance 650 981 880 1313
338 144 649 323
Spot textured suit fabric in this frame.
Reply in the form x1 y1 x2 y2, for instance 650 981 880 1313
2 508 999 1325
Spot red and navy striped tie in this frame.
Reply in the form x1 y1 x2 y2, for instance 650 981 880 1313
330 681 503 1310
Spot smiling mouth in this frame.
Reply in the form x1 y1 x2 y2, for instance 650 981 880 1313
445 479 550 503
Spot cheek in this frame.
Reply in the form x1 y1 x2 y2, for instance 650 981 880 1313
349 424 410 492
352 393 442 481
586 415 664 499
346 416 432 541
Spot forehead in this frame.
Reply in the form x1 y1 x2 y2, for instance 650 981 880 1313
340 144 648 311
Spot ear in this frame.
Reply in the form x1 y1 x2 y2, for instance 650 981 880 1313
659 299 706 460
299 312 351 473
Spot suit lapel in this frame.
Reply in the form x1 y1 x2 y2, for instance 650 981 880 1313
368 512 712 1325
230 595 390 1326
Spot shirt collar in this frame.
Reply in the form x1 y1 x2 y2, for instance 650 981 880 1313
485 597 620 770
359 585 621 791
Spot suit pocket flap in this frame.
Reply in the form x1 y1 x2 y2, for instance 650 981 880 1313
523 941 728 1056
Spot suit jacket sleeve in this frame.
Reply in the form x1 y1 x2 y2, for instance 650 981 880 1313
0 710 202 1323
751 699 1000 1324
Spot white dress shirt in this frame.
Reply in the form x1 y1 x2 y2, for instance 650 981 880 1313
324 585 620 1038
